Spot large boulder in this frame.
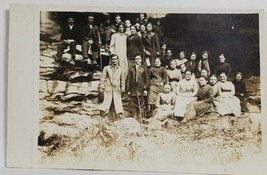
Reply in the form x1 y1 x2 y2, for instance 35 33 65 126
244 76 261 96
39 122 80 139
242 96 261 113
113 118 142 137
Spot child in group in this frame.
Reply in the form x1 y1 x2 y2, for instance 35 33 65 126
148 83 176 129
232 72 247 112
185 52 198 76
175 51 188 68
232 72 246 100
161 48 173 69
166 59 182 91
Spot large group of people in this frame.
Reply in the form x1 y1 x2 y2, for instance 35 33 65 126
55 13 248 124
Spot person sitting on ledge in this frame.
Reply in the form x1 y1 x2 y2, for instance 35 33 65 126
181 76 214 123
213 72 241 117
174 70 198 118
56 17 81 63
149 83 176 127
81 14 101 65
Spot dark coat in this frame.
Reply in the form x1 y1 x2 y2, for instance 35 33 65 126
232 79 246 97
60 24 81 42
143 32 160 66
214 62 232 76
81 24 101 43
185 60 198 74
197 84 214 103
161 56 172 69
153 25 163 42
127 34 143 60
126 64 149 96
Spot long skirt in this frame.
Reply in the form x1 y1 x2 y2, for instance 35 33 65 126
183 101 214 122
153 108 174 121
174 96 197 117
213 96 241 116
147 85 164 105
148 108 173 130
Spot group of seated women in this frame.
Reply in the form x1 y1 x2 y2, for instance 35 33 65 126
147 54 246 124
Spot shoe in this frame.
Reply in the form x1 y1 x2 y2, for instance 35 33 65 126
100 111 108 118
116 113 122 120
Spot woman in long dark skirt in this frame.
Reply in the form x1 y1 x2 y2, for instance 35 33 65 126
147 57 168 113
181 76 214 123
127 25 143 68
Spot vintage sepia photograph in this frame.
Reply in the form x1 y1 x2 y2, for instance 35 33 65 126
36 9 263 173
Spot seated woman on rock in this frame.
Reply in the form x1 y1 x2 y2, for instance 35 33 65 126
166 59 182 91
232 72 247 112
181 76 214 123
232 72 247 101
174 70 199 117
213 72 241 116
152 83 176 122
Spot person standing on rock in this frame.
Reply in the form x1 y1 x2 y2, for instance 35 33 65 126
81 14 101 65
56 17 81 62
126 54 149 121
98 54 125 120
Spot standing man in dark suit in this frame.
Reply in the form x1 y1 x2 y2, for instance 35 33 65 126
81 14 101 65
56 17 80 62
126 54 149 120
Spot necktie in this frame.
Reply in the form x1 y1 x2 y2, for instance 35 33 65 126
136 66 138 82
